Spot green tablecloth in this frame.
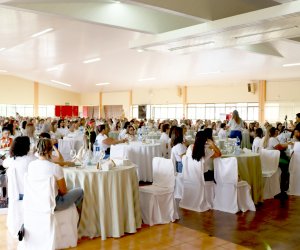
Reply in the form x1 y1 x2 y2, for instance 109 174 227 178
63 165 141 240
222 152 264 204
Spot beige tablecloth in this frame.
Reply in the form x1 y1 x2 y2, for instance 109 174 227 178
63 165 142 240
222 152 263 204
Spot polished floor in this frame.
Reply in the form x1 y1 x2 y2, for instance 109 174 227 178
1 196 300 250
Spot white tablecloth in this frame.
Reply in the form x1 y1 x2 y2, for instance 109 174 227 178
63 165 141 240
110 142 162 182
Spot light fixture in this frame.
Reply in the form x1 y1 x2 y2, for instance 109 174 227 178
137 49 144 53
114 0 121 3
234 26 298 39
83 58 101 64
138 77 156 82
282 62 300 67
168 41 215 51
46 67 59 72
0 48 5 52
198 70 221 75
0 69 7 73
31 28 54 38
96 82 111 86
51 80 71 87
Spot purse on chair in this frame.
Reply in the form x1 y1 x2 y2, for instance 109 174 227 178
18 224 25 241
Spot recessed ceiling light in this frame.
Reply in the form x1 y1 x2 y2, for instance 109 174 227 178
199 71 221 75
46 67 59 72
31 28 54 38
0 48 5 52
96 82 111 86
0 69 7 73
51 80 71 87
138 77 156 82
282 62 300 67
114 1 121 3
83 58 101 64
137 49 144 53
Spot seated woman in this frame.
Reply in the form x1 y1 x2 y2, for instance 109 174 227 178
96 124 127 159
218 123 227 140
0 127 13 148
124 125 136 142
170 127 187 173
252 128 263 153
28 138 84 215
39 132 74 167
118 122 130 140
262 126 290 199
3 136 36 200
188 131 221 181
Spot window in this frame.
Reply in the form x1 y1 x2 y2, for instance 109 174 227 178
38 105 54 117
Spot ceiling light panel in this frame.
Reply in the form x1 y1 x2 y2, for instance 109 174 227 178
83 58 101 64
96 82 111 86
51 80 71 87
31 28 53 38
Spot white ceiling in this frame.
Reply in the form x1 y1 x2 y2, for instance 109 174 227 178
0 0 300 93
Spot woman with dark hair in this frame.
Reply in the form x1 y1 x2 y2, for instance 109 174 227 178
124 125 136 141
227 110 244 142
96 124 127 159
57 119 68 137
188 131 221 181
28 138 84 216
170 127 187 173
3 136 36 200
252 128 263 153
118 121 130 140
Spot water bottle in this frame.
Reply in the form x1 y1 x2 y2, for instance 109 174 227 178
235 136 240 155
93 141 101 162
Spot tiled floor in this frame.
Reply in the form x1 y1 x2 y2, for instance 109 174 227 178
1 196 300 250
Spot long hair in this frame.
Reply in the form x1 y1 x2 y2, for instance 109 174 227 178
232 110 241 124
263 127 276 148
192 131 207 161
170 127 183 148
10 136 30 158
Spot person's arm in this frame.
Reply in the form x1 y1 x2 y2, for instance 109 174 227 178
52 145 64 163
102 137 127 145
207 139 222 158
57 178 67 196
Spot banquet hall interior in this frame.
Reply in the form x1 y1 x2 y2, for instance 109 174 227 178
1 0 300 249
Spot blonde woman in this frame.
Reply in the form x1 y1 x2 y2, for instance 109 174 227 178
227 110 244 142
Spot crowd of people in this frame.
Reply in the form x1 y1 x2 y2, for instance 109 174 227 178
0 111 300 226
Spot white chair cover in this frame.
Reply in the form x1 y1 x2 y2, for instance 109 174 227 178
179 156 213 212
110 144 126 159
293 142 300 152
22 174 78 250
288 151 300 195
58 139 75 161
213 157 255 213
7 167 23 237
139 157 178 226
260 149 281 199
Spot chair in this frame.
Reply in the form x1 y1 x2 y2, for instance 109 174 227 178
179 156 214 212
6 167 23 237
293 141 300 152
213 157 255 213
139 157 178 226
288 150 300 195
260 149 281 199
58 139 75 161
22 174 78 250
110 144 126 159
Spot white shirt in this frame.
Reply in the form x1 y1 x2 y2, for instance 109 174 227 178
28 159 64 197
160 132 169 144
96 133 109 151
262 137 280 150
218 128 227 140
277 132 292 144
252 137 262 152
57 127 69 137
124 134 136 142
118 129 127 140
228 119 243 131
171 143 187 162
3 155 36 195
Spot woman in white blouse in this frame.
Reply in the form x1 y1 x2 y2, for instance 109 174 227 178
124 125 136 142
252 128 263 153
227 110 244 142
170 127 187 173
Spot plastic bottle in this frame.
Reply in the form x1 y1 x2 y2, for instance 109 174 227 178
235 136 240 155
93 141 101 162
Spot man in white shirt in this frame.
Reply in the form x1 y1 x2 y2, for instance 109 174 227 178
218 123 227 140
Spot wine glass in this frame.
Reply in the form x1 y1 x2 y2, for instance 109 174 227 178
99 150 105 162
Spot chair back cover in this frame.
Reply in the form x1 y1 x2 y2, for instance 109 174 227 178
260 149 280 175
214 157 238 185
58 139 75 161
289 151 300 195
152 157 175 189
293 142 300 152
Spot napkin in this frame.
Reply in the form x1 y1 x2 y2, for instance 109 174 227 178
111 158 131 167
101 160 116 171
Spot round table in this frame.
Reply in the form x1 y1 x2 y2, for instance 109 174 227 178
222 152 263 204
63 165 141 240
110 141 162 182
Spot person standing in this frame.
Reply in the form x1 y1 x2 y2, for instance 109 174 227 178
227 110 244 142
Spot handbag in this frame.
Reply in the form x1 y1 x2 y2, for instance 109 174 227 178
18 224 25 241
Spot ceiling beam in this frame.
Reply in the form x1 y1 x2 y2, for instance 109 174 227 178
236 43 283 57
